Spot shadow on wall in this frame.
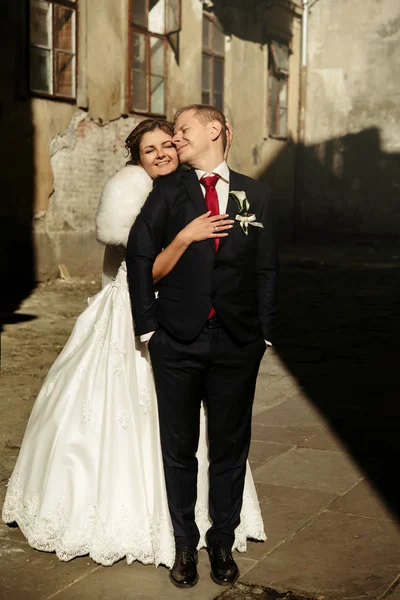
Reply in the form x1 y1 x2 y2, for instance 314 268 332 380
259 127 400 519
205 0 295 44
298 127 400 238
0 4 35 333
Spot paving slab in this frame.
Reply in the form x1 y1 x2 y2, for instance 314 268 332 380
385 582 400 600
47 550 223 600
253 448 362 495
0 524 96 600
249 441 293 464
242 510 400 600
245 484 335 560
299 429 350 454
251 424 314 447
255 374 303 412
254 399 326 433
329 479 396 522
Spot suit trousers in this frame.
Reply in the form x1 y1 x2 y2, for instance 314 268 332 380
148 323 266 549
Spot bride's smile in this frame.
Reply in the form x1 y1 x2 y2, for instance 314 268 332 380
138 129 179 179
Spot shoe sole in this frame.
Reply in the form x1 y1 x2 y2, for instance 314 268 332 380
210 570 240 586
169 574 199 588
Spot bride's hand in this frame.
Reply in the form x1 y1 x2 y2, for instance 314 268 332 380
224 119 233 162
178 212 234 246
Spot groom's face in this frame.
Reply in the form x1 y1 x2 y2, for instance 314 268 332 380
173 110 211 167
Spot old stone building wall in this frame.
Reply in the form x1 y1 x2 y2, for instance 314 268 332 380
1 0 303 291
301 0 400 238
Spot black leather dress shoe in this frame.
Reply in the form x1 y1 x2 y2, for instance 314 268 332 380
169 546 199 588
208 542 239 586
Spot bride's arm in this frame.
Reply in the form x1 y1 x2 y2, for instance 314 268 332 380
152 212 234 285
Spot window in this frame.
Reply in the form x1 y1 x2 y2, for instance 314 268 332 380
29 0 77 99
268 41 289 138
202 13 224 111
129 0 181 115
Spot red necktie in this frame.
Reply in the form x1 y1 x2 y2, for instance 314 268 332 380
200 174 221 250
200 174 220 318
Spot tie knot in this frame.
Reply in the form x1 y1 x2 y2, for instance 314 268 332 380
200 174 220 189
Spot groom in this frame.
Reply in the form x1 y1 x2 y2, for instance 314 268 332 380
126 105 278 588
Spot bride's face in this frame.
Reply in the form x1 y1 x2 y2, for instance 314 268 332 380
138 129 179 179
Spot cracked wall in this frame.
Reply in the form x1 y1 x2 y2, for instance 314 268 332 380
34 112 140 279
25 0 302 281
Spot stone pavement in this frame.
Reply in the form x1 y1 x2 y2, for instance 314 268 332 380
1 243 400 600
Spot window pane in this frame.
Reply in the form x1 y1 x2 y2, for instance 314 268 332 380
213 58 223 95
202 54 210 92
54 5 74 53
166 0 181 34
131 32 147 111
279 78 288 109
132 0 147 28
150 75 165 114
149 0 165 34
202 16 210 49
55 51 74 96
271 41 289 72
279 108 287 137
202 91 210 104
269 72 278 106
30 0 51 47
30 46 52 93
269 102 278 136
150 36 165 77
214 92 223 111
212 21 225 55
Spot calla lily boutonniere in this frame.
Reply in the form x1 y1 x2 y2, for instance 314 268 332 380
229 191 264 236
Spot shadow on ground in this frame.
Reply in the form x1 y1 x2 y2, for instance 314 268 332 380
274 243 400 519
0 4 35 336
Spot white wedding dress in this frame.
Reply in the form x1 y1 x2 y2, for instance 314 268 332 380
2 166 266 568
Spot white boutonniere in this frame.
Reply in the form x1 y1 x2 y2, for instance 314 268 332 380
229 191 264 236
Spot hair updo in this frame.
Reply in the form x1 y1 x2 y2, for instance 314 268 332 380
125 119 175 165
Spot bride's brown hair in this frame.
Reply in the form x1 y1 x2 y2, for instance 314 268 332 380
125 119 175 165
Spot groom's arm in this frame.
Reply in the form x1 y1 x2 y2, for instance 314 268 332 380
126 179 168 337
256 186 279 343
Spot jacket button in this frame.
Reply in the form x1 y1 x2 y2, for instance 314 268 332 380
211 294 217 300
213 261 219 270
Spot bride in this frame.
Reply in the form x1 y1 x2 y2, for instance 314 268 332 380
2 118 266 568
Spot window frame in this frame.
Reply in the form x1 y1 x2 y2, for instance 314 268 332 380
128 0 169 117
29 0 78 102
267 39 290 140
201 12 225 111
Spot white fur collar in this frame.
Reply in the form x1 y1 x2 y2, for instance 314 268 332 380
96 165 153 247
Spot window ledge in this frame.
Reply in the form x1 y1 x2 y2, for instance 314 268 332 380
267 134 289 141
30 91 76 104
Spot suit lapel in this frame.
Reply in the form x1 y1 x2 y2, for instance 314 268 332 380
181 168 216 254
181 168 207 217
218 169 243 253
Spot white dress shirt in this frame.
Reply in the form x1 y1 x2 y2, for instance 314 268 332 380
140 161 270 347
195 161 230 213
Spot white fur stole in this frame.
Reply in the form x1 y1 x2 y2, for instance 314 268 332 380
96 165 153 247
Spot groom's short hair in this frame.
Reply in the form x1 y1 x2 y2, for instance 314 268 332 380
173 104 227 150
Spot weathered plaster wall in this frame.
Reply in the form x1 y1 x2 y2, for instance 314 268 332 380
86 0 129 120
302 0 400 237
167 0 203 116
223 8 302 239
34 113 140 278
32 0 132 279
11 0 303 283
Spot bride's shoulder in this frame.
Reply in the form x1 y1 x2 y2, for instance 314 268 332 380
96 165 153 247
104 165 153 196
